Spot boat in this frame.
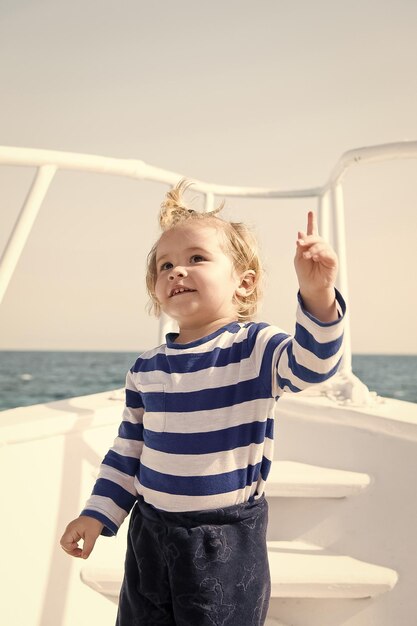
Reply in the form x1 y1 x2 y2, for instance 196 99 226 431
1 142 416 626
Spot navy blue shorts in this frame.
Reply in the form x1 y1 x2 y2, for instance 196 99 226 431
116 495 271 625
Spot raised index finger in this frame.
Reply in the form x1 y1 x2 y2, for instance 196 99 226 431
307 211 319 237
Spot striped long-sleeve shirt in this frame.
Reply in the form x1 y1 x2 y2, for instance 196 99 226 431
82 290 345 535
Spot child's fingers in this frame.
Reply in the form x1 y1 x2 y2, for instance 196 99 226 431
297 212 319 248
296 234 323 248
60 531 96 559
63 545 83 558
306 211 318 237
81 533 98 560
302 242 327 259
61 517 103 559
60 533 83 558
304 244 338 265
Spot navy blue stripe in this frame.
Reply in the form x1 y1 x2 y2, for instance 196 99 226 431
133 377 271 413
258 332 290 396
133 345 244 374
79 509 118 536
295 323 343 358
144 419 273 455
260 456 272 481
138 462 262 496
142 379 271 414
141 390 165 412
118 421 144 440
298 288 346 327
102 450 139 476
276 376 302 393
132 323 270 374
170 379 270 412
286 344 343 383
126 388 143 408
92 478 137 511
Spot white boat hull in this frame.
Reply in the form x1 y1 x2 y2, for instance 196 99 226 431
2 388 416 626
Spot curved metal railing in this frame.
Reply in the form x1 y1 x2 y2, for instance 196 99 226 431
1 140 417 372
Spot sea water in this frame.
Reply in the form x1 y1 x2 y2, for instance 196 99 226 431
0 351 416 411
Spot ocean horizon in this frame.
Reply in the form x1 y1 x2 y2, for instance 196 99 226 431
0 350 416 411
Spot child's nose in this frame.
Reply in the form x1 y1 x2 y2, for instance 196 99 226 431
168 266 188 280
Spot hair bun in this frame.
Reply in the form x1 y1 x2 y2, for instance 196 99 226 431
159 179 195 230
159 178 223 230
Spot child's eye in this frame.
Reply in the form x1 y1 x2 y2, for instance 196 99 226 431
190 255 205 263
160 261 173 271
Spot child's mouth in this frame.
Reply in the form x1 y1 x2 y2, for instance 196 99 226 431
170 288 196 297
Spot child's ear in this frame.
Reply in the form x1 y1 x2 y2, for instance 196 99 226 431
235 270 256 297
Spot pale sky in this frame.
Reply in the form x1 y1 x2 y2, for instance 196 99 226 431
1 0 416 354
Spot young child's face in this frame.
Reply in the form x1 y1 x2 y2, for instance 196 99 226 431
154 222 243 329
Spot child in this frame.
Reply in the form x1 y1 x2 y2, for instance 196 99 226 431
60 179 345 625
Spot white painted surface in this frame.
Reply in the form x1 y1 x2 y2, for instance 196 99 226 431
267 541 397 598
80 568 122 600
266 461 370 497
0 389 415 625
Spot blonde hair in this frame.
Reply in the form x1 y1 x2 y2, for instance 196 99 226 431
146 179 262 321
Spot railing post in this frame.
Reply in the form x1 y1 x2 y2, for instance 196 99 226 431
331 183 352 373
0 165 57 305
204 192 214 212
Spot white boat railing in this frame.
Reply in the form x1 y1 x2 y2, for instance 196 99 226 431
1 141 417 379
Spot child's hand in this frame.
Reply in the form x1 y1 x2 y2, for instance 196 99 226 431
295 211 338 294
294 211 339 322
60 516 104 559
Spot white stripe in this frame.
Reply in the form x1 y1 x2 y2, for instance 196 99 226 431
125 368 140 391
144 399 274 434
133 357 256 391
83 495 128 527
134 478 258 512
139 442 266 477
275 346 342 393
290 339 344 374
110 436 143 458
263 436 274 462
97 464 137 495
133 343 167 362
256 478 267 496
121 406 144 423
251 325 289 371
165 324 250 354
296 304 345 341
